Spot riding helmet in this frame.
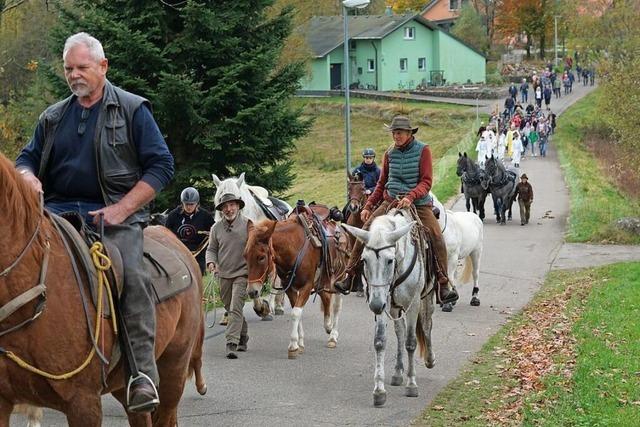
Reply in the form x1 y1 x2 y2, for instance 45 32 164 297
362 148 376 158
180 187 200 204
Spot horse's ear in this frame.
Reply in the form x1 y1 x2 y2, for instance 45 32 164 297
236 172 246 188
463 152 468 158
261 220 277 239
342 223 370 245
458 152 462 158
485 155 489 160
212 174 221 187
387 221 415 244
347 170 353 181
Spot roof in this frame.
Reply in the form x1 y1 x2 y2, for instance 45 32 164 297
305 13 484 59
306 13 435 58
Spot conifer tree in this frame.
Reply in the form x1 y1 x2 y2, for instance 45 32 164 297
49 0 311 207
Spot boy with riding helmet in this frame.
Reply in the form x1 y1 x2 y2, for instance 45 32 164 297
352 148 381 194
165 187 215 274
341 115 459 305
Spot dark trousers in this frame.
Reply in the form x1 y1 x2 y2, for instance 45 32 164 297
105 223 158 385
347 201 449 280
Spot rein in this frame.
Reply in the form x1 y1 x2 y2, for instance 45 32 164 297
248 239 277 287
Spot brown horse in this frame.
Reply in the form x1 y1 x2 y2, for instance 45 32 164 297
244 214 348 358
0 153 206 427
344 173 368 295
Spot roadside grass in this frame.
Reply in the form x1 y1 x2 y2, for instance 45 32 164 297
285 97 483 207
522 262 640 426
415 263 640 426
553 90 640 243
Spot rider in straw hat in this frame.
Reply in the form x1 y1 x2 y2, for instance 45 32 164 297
341 115 459 305
206 192 250 359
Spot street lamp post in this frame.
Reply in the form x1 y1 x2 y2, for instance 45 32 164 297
343 0 370 200
554 15 559 67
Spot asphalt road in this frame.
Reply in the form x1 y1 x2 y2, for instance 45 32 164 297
12 83 606 427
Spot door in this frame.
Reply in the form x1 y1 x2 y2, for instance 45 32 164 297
330 63 342 89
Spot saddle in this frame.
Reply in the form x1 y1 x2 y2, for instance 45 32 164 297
248 188 290 220
292 202 349 293
49 212 194 317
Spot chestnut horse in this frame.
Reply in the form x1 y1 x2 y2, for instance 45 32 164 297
343 173 367 294
0 153 205 427
244 215 348 358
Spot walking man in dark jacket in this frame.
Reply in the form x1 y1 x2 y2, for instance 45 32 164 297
513 174 533 225
16 32 173 412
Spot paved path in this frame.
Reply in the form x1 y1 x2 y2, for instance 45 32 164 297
15 82 636 427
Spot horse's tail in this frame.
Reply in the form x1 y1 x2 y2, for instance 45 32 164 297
461 255 474 285
188 310 208 395
416 310 427 362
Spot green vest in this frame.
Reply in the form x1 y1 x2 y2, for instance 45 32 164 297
385 138 432 206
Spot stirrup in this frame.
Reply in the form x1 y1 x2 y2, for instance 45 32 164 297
126 372 159 413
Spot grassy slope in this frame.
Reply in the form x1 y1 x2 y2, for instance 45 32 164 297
553 90 640 243
286 97 483 207
414 88 640 426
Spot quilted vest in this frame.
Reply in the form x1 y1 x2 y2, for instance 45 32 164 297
385 138 432 206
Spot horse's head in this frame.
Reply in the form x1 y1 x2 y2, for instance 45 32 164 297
456 152 469 177
480 170 491 190
484 155 499 180
212 173 245 207
244 219 277 299
347 172 367 214
343 216 414 315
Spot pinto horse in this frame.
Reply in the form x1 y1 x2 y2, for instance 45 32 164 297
343 209 436 407
244 214 348 358
0 153 205 427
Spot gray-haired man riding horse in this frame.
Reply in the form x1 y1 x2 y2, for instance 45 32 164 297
340 116 459 305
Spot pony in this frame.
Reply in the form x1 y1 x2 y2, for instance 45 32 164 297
212 173 291 316
456 152 490 220
431 193 484 312
343 210 436 407
244 215 348 358
0 153 205 426
484 156 517 225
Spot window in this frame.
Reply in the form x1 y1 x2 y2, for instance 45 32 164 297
404 27 415 40
400 58 408 72
449 0 460 10
367 59 375 72
418 57 426 71
350 40 357 50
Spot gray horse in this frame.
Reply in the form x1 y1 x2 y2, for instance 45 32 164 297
484 156 517 225
456 152 489 220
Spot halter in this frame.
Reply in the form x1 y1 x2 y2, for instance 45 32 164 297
247 239 277 287
347 180 366 212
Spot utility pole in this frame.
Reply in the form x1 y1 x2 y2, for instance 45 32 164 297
554 15 559 67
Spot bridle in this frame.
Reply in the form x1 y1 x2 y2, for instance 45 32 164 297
247 238 277 288
347 181 366 213
0 194 49 337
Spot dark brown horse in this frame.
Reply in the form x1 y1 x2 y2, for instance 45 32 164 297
0 153 205 427
344 173 367 295
244 214 348 358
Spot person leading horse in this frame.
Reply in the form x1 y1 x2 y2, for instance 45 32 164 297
340 115 458 305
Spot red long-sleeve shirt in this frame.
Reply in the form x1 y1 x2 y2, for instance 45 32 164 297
364 139 433 211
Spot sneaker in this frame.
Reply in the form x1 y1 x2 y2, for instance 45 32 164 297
220 312 229 326
127 377 159 413
226 343 238 359
237 336 249 352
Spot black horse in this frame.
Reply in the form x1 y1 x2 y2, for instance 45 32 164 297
456 152 490 220
484 156 517 225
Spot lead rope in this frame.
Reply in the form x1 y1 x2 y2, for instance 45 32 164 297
2 242 117 380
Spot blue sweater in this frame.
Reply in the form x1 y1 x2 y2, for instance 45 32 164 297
16 101 173 204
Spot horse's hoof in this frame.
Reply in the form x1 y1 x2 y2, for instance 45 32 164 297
470 296 480 306
391 375 403 386
405 385 419 398
275 306 285 315
327 340 337 349
426 359 435 369
373 391 387 407
298 345 305 354
288 348 299 359
442 303 453 312
261 314 273 321
197 383 208 396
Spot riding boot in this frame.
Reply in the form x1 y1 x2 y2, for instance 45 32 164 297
104 224 159 412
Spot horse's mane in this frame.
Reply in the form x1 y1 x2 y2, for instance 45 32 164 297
0 153 41 231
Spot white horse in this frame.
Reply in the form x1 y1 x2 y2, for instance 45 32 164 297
212 173 292 315
343 210 436 407
431 193 484 312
